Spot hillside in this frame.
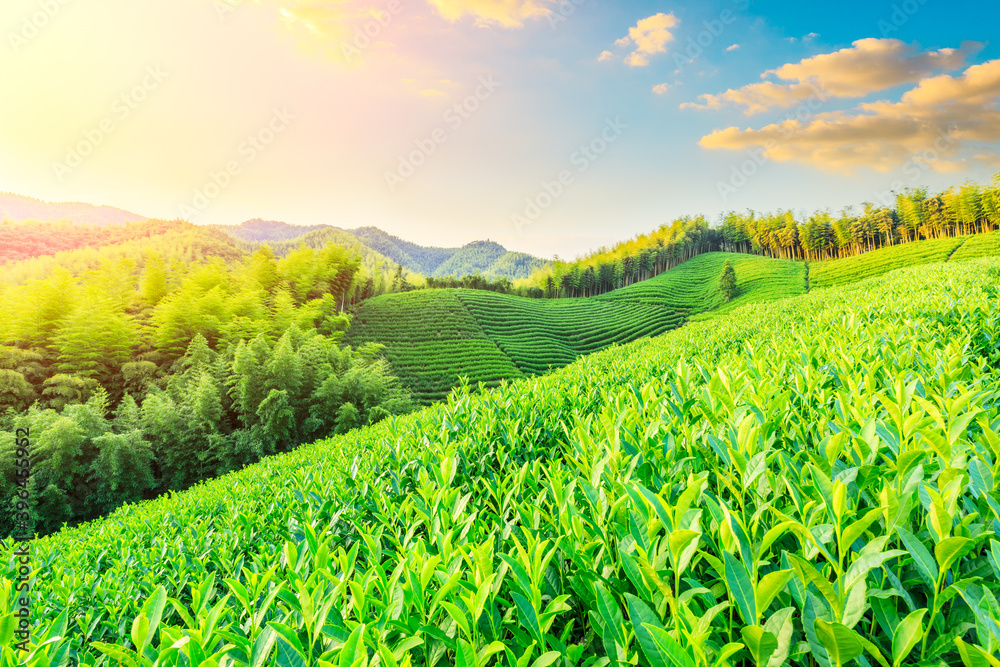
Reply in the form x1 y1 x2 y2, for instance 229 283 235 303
211 219 330 242
347 229 549 280
214 221 549 280
0 218 182 264
346 226 456 274
12 256 1000 665
0 192 146 226
346 252 800 402
0 222 247 284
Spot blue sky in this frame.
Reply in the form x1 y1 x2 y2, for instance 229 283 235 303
1 0 998 257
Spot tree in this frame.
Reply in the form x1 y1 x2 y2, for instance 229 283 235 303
719 260 737 302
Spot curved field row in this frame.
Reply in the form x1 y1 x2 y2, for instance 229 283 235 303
950 230 1000 262
597 252 805 319
456 290 683 375
808 236 967 289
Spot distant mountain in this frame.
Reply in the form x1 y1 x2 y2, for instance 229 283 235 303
342 229 548 279
0 192 147 226
346 226 456 276
212 219 331 243
216 220 549 280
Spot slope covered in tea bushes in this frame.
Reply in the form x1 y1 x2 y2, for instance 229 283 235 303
6 257 1000 667
808 236 968 289
346 252 803 402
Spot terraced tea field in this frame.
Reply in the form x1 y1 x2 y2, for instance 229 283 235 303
347 252 805 402
9 258 1000 666
343 290 523 403
951 230 1000 262
595 252 805 319
455 291 682 375
808 236 968 289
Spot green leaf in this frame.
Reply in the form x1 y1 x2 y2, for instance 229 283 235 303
339 623 367 667
644 624 696 667
626 593 667 667
891 609 925 667
530 652 561 667
455 638 476 667
441 601 471 638
593 582 625 647
935 536 974 574
896 528 939 586
711 643 745 667
763 607 795 667
740 626 778 666
477 641 507 665
969 459 994 497
841 508 884 552
251 626 278 667
954 636 1000 667
756 570 792 618
130 585 167 656
0 614 14 647
814 619 863 667
269 621 307 667
512 592 543 647
723 551 757 625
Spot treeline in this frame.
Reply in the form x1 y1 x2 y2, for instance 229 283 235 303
531 173 1000 297
229 226 423 301
719 179 1000 260
533 215 715 297
0 242 413 536
0 218 179 264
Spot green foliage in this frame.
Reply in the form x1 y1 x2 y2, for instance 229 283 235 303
0 328 413 535
809 236 967 289
5 258 1000 666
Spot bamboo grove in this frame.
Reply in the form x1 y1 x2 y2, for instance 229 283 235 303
534 174 1000 298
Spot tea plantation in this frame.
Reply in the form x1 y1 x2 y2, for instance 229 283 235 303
346 252 804 402
5 257 1000 666
808 236 969 289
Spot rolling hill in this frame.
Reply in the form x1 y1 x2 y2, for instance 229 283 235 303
345 235 1000 404
211 218 330 242
215 220 549 280
0 192 146 226
345 252 801 403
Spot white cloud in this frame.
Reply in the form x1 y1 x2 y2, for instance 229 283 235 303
684 38 983 114
425 0 557 27
698 58 1000 174
611 13 679 68
726 44 740 52
652 83 672 95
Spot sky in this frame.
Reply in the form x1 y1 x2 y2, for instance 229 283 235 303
1 0 999 258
